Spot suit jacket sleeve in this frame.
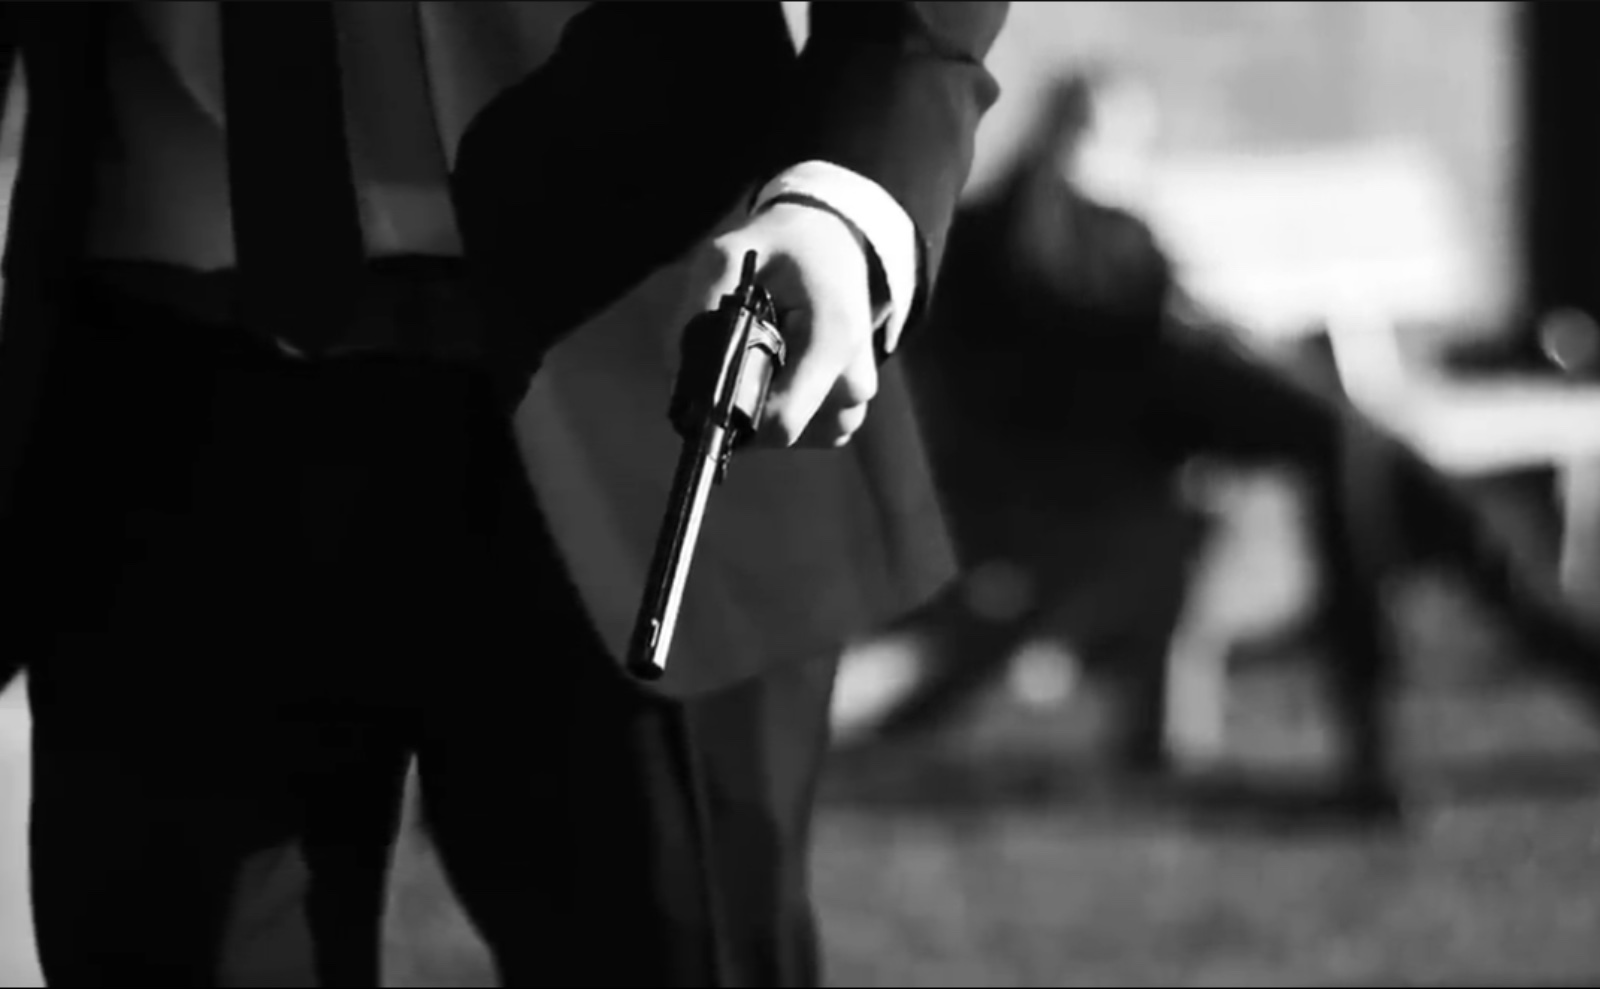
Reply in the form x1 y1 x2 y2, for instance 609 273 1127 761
450 1 1007 381
772 2 1008 331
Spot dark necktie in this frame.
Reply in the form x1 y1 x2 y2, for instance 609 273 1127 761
219 0 365 356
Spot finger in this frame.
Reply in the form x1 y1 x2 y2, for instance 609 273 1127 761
793 396 870 448
791 348 878 447
760 298 863 446
760 253 871 445
835 346 879 407
827 402 871 448
694 237 743 315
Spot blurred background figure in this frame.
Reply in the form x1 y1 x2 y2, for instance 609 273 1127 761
832 65 1206 776
833 58 1600 821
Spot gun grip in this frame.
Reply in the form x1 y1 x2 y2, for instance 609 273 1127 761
669 308 729 438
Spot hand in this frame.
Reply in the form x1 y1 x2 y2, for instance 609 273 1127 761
691 201 879 448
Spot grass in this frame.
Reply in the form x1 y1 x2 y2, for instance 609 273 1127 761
813 671 1600 987
383 628 1600 986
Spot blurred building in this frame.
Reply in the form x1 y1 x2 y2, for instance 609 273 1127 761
967 1 1514 327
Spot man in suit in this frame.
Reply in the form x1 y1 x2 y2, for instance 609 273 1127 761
0 3 1007 985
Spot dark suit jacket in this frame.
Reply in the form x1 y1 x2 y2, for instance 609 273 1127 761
0 2 1007 699
450 1 1009 382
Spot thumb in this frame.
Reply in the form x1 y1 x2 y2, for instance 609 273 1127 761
696 238 754 315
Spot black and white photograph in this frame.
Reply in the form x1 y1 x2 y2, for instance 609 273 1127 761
0 1 1594 986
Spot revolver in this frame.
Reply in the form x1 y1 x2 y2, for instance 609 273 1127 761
626 250 787 681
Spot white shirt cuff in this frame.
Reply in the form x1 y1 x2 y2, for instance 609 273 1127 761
752 160 918 355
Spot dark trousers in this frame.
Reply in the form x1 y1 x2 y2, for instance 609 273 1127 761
6 271 835 987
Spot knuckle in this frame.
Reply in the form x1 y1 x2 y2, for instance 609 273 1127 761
826 295 869 333
811 309 869 367
705 230 753 268
760 396 807 447
843 366 878 405
772 413 807 446
830 407 868 447
697 242 733 280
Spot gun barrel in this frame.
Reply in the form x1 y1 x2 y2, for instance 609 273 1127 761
626 420 730 680
626 250 784 682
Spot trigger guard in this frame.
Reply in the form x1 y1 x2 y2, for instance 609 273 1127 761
746 317 785 367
